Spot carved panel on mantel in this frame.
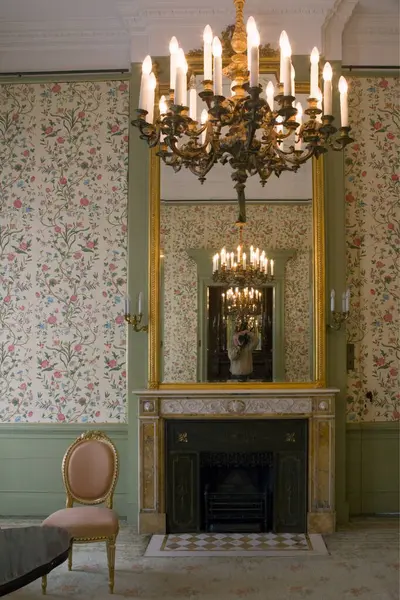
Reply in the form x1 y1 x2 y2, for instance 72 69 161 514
135 388 338 535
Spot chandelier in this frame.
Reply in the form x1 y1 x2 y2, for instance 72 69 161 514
222 286 263 319
132 0 353 223
212 224 273 286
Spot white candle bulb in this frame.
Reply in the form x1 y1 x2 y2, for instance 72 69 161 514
249 26 260 87
138 55 152 111
138 292 143 315
281 39 292 95
330 289 335 312
200 108 208 144
270 259 274 276
159 95 168 116
212 36 223 96
189 79 197 120
203 25 213 81
310 47 319 99
291 64 295 97
266 81 275 111
169 37 179 90
323 62 333 115
338 76 349 127
146 72 156 123
295 101 303 150
246 16 257 72
316 87 322 123
174 48 187 106
279 30 289 84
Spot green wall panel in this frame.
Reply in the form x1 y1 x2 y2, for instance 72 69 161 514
346 423 399 516
0 424 128 518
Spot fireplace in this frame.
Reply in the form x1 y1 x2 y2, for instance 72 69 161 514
165 419 307 533
136 388 337 535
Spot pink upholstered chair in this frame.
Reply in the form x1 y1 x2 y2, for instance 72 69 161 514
42 431 119 594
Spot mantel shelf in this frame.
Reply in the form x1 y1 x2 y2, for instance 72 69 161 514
133 388 340 398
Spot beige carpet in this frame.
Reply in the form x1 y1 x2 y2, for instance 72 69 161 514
4 518 400 600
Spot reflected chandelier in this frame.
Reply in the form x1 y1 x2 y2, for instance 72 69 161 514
223 286 263 319
212 224 274 286
132 0 353 223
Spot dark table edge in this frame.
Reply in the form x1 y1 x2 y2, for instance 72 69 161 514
0 543 71 597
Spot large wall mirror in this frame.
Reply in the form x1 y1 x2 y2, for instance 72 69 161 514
148 61 326 389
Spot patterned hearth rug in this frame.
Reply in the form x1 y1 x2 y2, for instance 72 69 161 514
144 532 329 557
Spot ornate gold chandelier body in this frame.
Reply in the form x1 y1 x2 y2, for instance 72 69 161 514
223 286 263 320
132 0 353 223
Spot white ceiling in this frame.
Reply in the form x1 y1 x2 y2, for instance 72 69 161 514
0 0 398 72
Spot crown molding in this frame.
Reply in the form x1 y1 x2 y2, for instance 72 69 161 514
322 0 359 60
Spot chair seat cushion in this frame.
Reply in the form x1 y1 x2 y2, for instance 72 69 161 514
42 506 119 539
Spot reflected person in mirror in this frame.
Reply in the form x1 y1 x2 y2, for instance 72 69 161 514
228 321 259 382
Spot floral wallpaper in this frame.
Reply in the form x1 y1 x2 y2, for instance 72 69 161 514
161 203 312 382
345 76 399 422
0 81 129 423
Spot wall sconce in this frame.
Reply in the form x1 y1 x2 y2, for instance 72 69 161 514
124 293 148 333
328 288 350 330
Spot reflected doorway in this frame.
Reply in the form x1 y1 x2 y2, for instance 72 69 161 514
207 286 273 382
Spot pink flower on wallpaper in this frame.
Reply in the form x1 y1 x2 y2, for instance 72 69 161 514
86 241 95 249
78 111 85 118
42 264 49 271
19 383 27 390
23 150 29 157
383 313 393 322
7 253 15 261
70 295 78 302
19 242 27 250
57 413 65 421
3 296 11 303
379 79 389 89
59 177 67 185
89 148 96 155
391 174 398 181
40 360 49 368
115 315 124 324
74 251 82 259
57 137 65 143
52 84 61 93
74 344 82 352
109 263 117 271
13 199 22 208
80 197 90 206
107 359 117 368
8 345 15 352
54 226 62 233
47 315 57 324
119 83 128 92
54 371 62 379
111 125 119 133
45 126 53 135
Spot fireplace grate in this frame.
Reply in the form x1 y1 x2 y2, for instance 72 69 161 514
204 490 268 532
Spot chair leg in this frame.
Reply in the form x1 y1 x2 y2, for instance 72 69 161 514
68 545 73 571
106 536 116 594
41 575 47 595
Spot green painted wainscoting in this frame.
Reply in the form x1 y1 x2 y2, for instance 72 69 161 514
346 422 400 516
0 424 128 518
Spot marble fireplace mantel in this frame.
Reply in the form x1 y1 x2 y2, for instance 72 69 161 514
134 388 339 535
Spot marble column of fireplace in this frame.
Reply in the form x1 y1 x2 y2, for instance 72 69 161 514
135 388 338 535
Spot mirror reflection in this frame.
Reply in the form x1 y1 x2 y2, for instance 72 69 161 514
160 113 313 384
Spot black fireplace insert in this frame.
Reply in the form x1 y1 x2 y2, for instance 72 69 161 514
166 419 307 534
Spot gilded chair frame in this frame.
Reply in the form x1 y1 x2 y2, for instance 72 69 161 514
147 56 326 390
42 431 120 595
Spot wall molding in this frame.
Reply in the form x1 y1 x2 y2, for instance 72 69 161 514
346 422 400 516
0 423 130 519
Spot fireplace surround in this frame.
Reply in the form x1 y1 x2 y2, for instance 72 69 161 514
135 388 338 535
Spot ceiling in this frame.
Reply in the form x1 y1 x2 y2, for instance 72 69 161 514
0 0 398 73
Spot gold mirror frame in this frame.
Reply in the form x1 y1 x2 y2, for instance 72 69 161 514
147 50 326 390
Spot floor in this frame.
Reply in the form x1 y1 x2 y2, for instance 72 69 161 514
3 518 399 600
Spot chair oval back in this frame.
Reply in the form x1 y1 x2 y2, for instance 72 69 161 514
62 431 119 506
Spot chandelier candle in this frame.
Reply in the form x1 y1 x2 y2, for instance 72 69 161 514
212 37 223 96
266 81 274 111
310 47 319 98
246 16 256 72
339 76 349 127
281 39 292 95
323 62 333 115
147 73 156 123
203 25 213 81
279 30 289 84
169 37 179 90
138 55 152 112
